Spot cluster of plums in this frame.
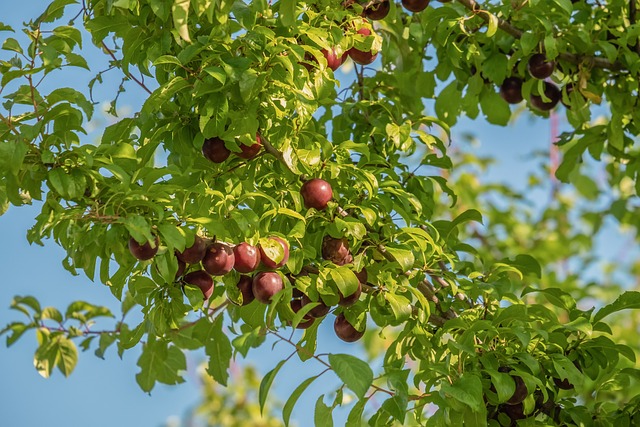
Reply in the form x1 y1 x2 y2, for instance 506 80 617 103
127 166 367 341
320 0 431 71
485 366 576 424
499 53 573 112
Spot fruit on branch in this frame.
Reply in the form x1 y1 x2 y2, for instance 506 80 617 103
402 0 429 12
175 259 186 279
502 402 526 422
553 377 574 390
334 313 365 342
338 282 362 307
236 274 255 306
339 269 366 306
499 77 524 104
252 272 284 304
347 27 378 65
128 235 160 261
528 53 556 79
184 270 214 299
507 376 528 405
363 0 390 20
290 299 315 329
530 82 561 111
300 178 333 210
202 242 235 275
322 48 347 71
233 242 261 273
301 294 331 318
237 133 262 160
355 268 368 285
202 137 231 163
322 236 353 265
176 235 207 264
259 236 290 269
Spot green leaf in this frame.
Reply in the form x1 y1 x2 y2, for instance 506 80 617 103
259 359 286 414
502 254 542 278
522 287 576 312
381 395 408 423
279 0 297 27
593 291 640 323
481 90 511 125
194 316 232 386
385 293 412 323
283 374 320 426
56 337 78 377
2 38 22 54
328 353 373 399
135 339 186 392
172 0 191 42
384 246 415 271
153 55 182 66
329 266 359 298
314 395 334 427
485 13 498 37
440 373 483 411
520 32 539 56
487 370 516 403
36 0 78 24
85 16 129 42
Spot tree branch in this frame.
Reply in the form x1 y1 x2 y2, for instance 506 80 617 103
456 0 624 71
100 41 153 95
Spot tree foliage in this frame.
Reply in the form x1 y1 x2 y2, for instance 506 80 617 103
2 0 640 425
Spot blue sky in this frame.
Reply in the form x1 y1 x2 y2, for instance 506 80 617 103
0 2 630 427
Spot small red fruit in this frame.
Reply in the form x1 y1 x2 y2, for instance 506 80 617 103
322 236 353 266
500 77 524 104
184 270 214 299
300 178 333 210
176 235 207 264
528 53 556 79
338 279 363 307
290 299 315 329
252 272 284 304
322 48 347 71
202 137 231 163
364 0 390 20
334 313 365 342
402 0 429 13
236 275 255 306
233 242 261 273
128 235 160 261
237 133 262 160
348 27 378 66
175 259 186 279
202 242 235 275
530 82 561 111
259 236 290 269
301 294 331 318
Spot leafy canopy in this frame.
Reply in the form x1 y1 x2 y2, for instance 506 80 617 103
2 0 640 425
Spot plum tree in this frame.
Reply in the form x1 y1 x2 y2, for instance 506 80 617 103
4 1 640 426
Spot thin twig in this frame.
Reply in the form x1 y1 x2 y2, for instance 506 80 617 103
100 41 153 95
